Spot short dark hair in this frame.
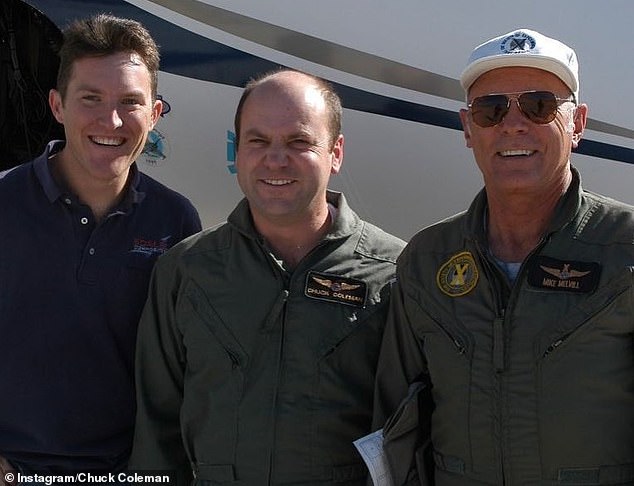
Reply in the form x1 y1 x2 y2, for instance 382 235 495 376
56 13 160 100
234 68 342 149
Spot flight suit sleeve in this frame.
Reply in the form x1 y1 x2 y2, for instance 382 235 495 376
372 279 428 429
372 278 435 485
129 256 192 486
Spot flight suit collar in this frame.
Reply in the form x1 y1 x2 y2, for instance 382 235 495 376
464 167 584 245
227 190 362 243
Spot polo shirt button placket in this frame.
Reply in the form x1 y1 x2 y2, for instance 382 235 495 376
76 212 98 282
83 216 96 257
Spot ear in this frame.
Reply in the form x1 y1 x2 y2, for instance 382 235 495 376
150 98 163 129
49 89 64 124
571 103 588 148
330 134 344 174
459 108 473 148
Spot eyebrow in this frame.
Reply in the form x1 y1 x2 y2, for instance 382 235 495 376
241 128 267 139
242 127 316 141
73 83 148 97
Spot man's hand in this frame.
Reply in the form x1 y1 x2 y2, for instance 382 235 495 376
0 456 16 486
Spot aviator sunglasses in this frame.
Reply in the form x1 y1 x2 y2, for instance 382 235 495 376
468 90 576 128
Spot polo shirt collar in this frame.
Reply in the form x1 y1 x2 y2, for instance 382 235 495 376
33 140 146 209
34 140 65 203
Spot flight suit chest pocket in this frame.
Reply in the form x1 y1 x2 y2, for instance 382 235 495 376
536 268 634 358
536 269 634 473
179 280 248 384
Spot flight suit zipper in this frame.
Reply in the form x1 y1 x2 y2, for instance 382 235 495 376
265 286 289 486
474 243 510 484
263 240 325 484
261 235 339 484
475 236 550 485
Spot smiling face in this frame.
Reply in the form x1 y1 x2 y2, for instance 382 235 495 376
235 72 344 230
459 66 587 198
49 51 162 192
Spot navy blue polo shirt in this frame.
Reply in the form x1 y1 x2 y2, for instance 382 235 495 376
0 141 201 473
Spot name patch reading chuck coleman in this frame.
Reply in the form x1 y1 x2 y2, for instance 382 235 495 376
527 255 601 293
305 271 368 308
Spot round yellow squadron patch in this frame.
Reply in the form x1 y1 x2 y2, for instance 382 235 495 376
436 251 479 297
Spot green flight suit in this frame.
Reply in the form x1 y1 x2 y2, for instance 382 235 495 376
374 170 634 485
131 191 405 485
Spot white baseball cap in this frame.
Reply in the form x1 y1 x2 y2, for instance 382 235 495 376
460 28 579 100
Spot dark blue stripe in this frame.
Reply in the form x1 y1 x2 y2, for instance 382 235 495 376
27 0 634 165
576 139 634 164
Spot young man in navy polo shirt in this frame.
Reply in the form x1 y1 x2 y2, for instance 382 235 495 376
0 14 201 480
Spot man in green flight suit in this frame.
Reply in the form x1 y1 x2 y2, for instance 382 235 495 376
373 28 634 485
130 69 405 485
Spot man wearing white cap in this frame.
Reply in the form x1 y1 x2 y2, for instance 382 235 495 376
372 29 634 485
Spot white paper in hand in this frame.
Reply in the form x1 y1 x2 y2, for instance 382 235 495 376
353 428 394 486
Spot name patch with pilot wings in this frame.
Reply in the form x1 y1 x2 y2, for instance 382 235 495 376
527 255 601 293
305 271 368 307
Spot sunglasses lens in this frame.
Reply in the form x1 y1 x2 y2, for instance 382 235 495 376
518 91 559 124
470 91 564 127
470 95 509 127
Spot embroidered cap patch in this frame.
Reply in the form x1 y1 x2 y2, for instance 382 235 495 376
527 255 601 293
437 251 479 297
305 271 367 307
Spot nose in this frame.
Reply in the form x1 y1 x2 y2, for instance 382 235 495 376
263 144 289 168
500 98 529 131
99 105 123 129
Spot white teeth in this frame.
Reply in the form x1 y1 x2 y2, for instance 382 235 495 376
499 149 534 157
91 136 124 146
264 179 293 186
